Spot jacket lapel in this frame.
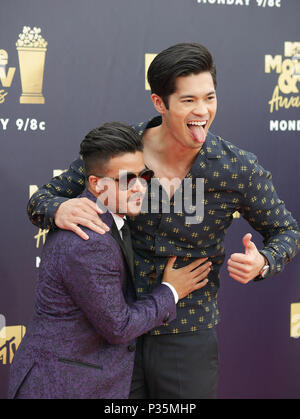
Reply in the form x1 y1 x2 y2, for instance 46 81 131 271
77 188 135 281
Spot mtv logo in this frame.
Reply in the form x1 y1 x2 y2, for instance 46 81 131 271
53 169 67 177
0 325 26 365
0 315 5 338
290 303 300 338
285 42 300 58
145 53 157 90
0 49 16 88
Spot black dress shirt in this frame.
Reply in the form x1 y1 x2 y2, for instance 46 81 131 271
27 116 300 335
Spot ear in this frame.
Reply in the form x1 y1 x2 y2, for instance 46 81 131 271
151 93 167 115
88 175 103 195
88 175 97 187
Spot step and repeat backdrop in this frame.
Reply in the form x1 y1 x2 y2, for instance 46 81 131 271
0 0 299 399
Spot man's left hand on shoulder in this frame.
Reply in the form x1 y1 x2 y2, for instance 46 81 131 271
227 233 267 284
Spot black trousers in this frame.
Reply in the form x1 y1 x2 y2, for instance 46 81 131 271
129 328 219 399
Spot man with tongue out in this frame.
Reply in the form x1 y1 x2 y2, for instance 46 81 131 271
27 43 300 398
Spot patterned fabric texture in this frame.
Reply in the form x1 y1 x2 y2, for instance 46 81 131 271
27 116 300 336
8 190 176 399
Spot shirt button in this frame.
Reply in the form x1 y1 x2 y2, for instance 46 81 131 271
127 345 136 352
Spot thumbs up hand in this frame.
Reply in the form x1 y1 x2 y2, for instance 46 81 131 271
227 233 265 284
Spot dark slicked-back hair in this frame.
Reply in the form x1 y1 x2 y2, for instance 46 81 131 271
147 43 217 108
80 122 143 178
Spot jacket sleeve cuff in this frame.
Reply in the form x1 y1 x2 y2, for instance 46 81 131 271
151 284 177 325
161 282 179 304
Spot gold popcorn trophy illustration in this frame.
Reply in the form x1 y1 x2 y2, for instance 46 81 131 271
16 26 47 104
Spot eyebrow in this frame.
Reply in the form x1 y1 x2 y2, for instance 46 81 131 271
179 90 216 99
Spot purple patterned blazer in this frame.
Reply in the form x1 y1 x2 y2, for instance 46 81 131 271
8 189 176 399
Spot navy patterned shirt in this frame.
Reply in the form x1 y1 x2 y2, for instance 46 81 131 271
28 116 300 335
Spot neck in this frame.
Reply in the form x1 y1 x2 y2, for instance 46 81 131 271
150 123 201 167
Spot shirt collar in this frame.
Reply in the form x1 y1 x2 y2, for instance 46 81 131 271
110 212 125 232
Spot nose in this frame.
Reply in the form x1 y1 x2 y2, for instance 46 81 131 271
130 177 147 193
192 100 208 116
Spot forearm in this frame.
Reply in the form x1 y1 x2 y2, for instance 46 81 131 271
63 240 176 344
258 220 300 277
241 164 300 278
100 285 176 344
27 189 69 230
27 157 85 229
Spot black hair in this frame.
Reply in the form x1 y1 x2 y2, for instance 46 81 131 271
80 122 143 178
147 43 217 108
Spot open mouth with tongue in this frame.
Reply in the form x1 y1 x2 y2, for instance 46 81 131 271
187 121 207 144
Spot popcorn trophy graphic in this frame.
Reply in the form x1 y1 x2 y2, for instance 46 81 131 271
16 26 47 104
285 42 300 79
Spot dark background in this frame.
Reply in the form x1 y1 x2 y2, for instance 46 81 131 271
1 0 299 398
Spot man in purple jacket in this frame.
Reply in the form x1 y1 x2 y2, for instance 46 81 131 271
8 122 210 399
